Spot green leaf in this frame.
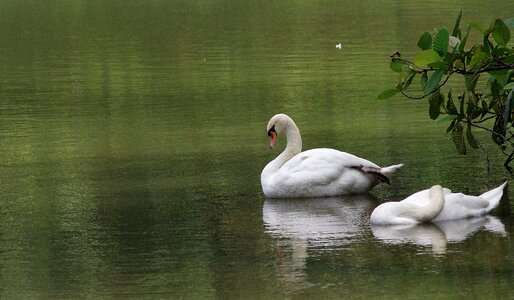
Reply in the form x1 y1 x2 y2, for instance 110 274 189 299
377 88 398 100
389 59 404 73
452 11 463 37
446 90 458 115
429 91 443 120
467 92 477 115
502 88 514 130
503 82 514 91
415 49 441 67
469 51 488 68
421 71 428 89
468 21 485 34
492 18 511 46
437 114 458 123
458 25 472 52
490 70 510 87
493 116 506 145
433 27 449 56
447 119 457 133
459 93 466 115
452 123 467 154
424 68 444 94
427 61 447 69
464 74 479 92
481 99 489 119
466 124 479 149
402 69 416 90
417 32 433 50
483 35 491 55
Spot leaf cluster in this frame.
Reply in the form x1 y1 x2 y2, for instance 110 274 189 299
379 12 514 168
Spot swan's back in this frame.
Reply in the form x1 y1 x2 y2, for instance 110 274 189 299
268 148 381 197
402 182 507 221
433 182 507 221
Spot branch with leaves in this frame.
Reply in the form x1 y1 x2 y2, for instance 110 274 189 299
379 11 514 169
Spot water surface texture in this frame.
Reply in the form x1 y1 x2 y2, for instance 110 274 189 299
1 1 513 298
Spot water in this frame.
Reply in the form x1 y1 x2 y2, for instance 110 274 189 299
0 1 513 298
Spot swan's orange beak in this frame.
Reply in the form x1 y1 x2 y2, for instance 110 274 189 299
268 131 277 149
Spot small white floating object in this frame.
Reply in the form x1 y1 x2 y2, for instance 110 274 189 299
335 43 342 49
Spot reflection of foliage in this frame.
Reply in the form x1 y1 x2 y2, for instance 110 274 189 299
379 12 514 169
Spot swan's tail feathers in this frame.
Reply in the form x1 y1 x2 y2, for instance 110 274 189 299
380 163 404 176
354 166 391 185
479 181 508 211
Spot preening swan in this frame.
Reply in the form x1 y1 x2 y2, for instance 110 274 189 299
260 113 403 198
370 182 508 224
398 181 507 222
370 185 445 224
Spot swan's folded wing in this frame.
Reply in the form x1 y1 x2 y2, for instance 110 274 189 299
446 193 489 210
279 151 346 186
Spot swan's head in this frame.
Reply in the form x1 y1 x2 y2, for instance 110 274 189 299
266 113 292 149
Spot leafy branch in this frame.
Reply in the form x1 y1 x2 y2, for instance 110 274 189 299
379 11 514 170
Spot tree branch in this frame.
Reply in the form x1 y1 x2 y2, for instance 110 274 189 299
399 70 457 100
453 64 514 75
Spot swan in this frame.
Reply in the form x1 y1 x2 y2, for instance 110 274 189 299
370 182 508 224
370 185 445 224
260 113 403 198
399 181 507 222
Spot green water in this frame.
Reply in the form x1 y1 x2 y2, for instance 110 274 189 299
0 1 513 298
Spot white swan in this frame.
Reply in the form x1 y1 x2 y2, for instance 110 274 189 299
260 114 403 198
370 185 445 224
370 182 507 224
399 181 507 222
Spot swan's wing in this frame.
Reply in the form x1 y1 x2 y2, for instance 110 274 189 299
445 193 489 210
433 192 489 221
277 149 347 186
296 148 380 168
279 148 383 185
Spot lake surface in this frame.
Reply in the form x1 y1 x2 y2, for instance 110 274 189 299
0 1 513 298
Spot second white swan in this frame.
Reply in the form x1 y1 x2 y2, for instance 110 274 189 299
370 182 507 224
260 113 403 198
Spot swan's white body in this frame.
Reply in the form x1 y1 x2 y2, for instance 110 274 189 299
399 182 507 221
370 185 445 225
260 114 403 198
370 182 507 224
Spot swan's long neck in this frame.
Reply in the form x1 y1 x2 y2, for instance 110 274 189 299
416 185 445 222
261 119 302 179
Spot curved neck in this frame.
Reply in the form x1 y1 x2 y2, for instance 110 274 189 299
416 185 445 222
262 118 302 179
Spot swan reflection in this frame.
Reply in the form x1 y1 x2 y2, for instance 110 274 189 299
263 194 376 292
371 216 506 254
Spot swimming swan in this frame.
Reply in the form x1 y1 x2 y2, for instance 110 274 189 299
399 181 508 222
370 182 507 224
370 185 445 224
260 113 403 198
